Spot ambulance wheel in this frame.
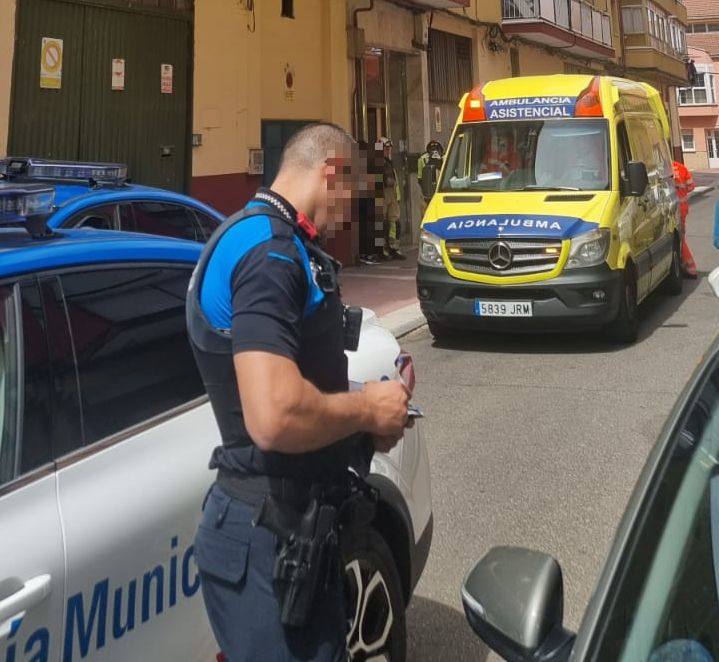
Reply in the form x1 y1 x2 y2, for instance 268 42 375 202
343 528 406 662
663 236 683 296
607 266 638 344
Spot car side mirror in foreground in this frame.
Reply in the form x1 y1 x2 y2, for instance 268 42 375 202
461 547 574 662
624 161 649 197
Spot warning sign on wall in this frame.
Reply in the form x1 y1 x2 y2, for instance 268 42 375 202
40 37 63 89
161 64 173 94
112 58 125 91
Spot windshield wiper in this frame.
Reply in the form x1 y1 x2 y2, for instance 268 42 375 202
518 185 582 191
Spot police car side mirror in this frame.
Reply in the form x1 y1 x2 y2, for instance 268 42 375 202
461 547 574 662
421 164 439 200
625 161 649 197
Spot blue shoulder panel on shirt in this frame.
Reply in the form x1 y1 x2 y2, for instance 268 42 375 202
200 214 273 329
293 235 325 318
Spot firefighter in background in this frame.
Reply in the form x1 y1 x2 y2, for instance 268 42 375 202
379 137 406 260
418 140 444 204
672 160 698 278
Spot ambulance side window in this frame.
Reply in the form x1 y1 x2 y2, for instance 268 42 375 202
617 122 632 187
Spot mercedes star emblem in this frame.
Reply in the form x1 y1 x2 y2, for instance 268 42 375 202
488 241 513 270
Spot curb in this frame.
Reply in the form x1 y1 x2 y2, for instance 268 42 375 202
377 302 426 339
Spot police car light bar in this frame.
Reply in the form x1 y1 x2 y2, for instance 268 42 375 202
0 182 54 222
0 157 128 185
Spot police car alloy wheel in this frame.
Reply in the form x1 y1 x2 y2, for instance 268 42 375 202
343 528 406 662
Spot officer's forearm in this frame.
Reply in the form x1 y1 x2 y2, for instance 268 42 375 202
235 351 371 453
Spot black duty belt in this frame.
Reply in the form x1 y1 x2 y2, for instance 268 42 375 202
216 468 345 509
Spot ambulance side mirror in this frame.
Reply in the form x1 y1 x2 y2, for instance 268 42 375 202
624 161 649 197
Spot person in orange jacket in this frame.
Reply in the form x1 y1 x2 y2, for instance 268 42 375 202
672 160 698 278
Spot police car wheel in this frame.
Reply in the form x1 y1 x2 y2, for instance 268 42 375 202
343 528 406 662
607 266 638 344
663 237 682 296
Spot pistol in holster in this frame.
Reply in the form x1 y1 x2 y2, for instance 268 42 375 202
254 495 339 627
253 479 379 628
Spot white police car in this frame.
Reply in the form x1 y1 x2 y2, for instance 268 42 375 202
0 184 432 662
0 157 224 241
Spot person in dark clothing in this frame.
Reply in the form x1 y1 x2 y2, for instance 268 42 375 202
186 122 411 662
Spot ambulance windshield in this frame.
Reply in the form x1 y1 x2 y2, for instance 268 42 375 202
440 119 610 192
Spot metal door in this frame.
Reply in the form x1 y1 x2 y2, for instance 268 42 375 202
387 53 413 245
9 0 192 191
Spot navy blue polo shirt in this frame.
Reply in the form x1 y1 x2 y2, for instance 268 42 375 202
200 201 324 361
191 196 368 481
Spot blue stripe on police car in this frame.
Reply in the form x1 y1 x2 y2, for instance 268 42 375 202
423 214 598 240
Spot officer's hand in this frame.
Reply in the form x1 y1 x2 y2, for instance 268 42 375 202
362 380 409 438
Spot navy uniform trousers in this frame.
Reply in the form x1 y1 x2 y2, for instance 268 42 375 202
194 485 348 662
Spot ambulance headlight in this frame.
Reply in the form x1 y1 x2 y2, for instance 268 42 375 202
566 228 610 269
419 230 444 267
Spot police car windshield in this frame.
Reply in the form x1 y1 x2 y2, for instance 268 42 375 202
440 119 610 193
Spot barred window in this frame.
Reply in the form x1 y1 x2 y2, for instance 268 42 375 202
428 29 473 103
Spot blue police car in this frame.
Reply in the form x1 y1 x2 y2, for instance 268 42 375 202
0 157 224 241
0 184 433 661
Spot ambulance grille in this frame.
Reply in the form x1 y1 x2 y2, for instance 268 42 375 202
445 238 563 276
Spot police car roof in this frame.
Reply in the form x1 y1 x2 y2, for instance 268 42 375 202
48 182 225 225
0 227 202 280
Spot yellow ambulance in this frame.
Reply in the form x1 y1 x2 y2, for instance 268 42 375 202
417 75 681 342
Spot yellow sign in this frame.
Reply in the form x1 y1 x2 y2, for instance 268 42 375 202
40 37 63 90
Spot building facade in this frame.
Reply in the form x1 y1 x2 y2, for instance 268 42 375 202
678 0 719 169
0 0 691 263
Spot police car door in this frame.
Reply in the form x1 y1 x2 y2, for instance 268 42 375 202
0 281 66 662
51 265 218 661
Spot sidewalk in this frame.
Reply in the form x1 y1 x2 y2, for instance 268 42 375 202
340 248 425 338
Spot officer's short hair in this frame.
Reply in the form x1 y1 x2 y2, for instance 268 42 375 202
279 122 355 171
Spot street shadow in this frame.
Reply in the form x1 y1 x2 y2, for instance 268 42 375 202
406 596 490 662
430 275 704 355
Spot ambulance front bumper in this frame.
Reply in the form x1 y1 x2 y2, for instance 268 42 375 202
417 263 623 332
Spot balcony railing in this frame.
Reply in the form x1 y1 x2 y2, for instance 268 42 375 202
502 0 613 48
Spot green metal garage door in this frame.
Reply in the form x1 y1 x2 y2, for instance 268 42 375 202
9 0 192 191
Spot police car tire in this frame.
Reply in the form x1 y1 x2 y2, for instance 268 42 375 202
607 267 638 344
663 237 683 296
342 527 407 662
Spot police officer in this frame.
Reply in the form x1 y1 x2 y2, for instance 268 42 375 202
187 122 410 661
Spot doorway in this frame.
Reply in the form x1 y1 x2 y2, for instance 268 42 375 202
706 129 719 169
363 49 412 246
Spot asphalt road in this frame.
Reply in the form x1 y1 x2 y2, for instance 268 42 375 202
402 183 719 662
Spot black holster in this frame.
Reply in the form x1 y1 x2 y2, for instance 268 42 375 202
253 479 377 628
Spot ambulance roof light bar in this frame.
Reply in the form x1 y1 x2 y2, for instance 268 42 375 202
0 182 55 238
574 77 604 117
0 157 129 187
462 84 486 122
